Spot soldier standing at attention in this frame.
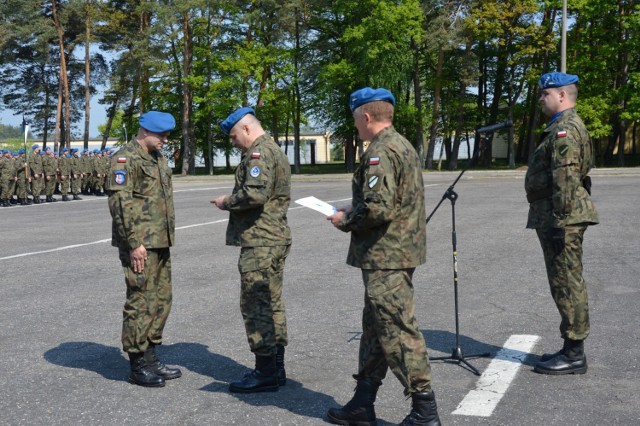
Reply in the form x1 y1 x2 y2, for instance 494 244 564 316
525 72 599 375
43 146 58 202
16 149 31 205
28 144 44 204
58 148 71 201
326 88 441 426
107 111 181 388
69 149 84 200
1 150 17 207
211 107 292 394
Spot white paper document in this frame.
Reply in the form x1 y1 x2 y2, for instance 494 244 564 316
294 196 337 216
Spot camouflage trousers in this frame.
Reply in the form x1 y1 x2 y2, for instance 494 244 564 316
45 176 57 196
238 244 290 356
1 177 16 199
59 176 70 195
536 224 590 341
71 176 82 195
355 268 433 396
31 175 44 197
118 247 173 353
16 176 29 198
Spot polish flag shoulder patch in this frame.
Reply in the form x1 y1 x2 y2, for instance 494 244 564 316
369 157 380 165
557 130 567 138
251 152 261 159
117 157 127 163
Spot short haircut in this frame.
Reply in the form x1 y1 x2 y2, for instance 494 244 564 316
563 84 578 102
356 100 394 122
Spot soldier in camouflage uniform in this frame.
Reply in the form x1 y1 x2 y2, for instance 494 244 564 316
212 107 292 394
1 150 18 207
108 111 181 388
525 72 599 375
16 149 31 205
69 149 84 200
28 144 44 204
327 88 441 426
93 150 108 196
58 148 71 201
42 147 58 202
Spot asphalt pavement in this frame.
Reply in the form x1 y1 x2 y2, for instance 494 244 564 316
1 167 639 426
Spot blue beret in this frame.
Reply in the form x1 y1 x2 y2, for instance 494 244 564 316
539 72 579 89
18 148 25 154
62 147 69 152
349 87 395 112
140 111 176 133
220 107 255 135
32 144 40 150
71 148 78 154
44 146 52 152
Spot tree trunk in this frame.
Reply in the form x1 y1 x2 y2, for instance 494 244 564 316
426 46 444 170
51 0 72 149
83 9 91 150
180 12 195 175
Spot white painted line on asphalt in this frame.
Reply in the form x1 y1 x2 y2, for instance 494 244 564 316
0 239 112 261
0 197 352 261
452 334 540 417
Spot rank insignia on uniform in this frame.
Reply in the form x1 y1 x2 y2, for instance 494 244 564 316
117 157 127 163
557 130 567 138
559 145 569 156
368 175 379 188
114 170 127 185
250 166 261 178
369 157 380 165
251 152 261 159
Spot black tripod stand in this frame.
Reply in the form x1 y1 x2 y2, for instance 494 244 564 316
426 122 512 375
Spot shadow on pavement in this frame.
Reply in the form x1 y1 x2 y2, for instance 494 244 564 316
424 329 540 371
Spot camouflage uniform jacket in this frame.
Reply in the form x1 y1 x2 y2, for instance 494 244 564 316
57 155 70 176
337 126 427 269
223 134 292 247
0 157 13 180
28 152 43 175
43 154 57 176
107 141 175 250
525 108 599 229
70 156 83 176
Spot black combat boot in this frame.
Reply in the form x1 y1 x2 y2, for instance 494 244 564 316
46 195 53 202
32 196 41 204
539 338 573 362
534 338 587 375
1 199 10 207
399 391 441 426
20 198 29 206
144 344 182 380
73 194 82 200
229 354 279 393
128 352 165 387
62 195 69 201
326 378 380 426
276 344 286 386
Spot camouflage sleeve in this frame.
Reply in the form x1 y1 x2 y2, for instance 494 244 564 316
223 157 271 211
343 153 396 232
107 156 141 250
551 128 582 227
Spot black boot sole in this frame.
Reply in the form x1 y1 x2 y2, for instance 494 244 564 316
534 365 587 375
326 412 376 426
228 383 278 393
128 377 166 387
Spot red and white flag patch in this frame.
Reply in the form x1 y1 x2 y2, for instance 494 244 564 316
557 130 567 138
251 152 261 159
117 157 127 163
369 157 380 165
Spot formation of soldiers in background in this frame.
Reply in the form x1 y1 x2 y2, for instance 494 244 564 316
0 144 115 207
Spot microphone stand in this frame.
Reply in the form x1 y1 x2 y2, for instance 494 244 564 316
426 129 498 376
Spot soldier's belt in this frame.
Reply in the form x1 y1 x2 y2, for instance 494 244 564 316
526 187 552 203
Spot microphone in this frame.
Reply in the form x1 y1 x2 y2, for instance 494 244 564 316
477 120 513 133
